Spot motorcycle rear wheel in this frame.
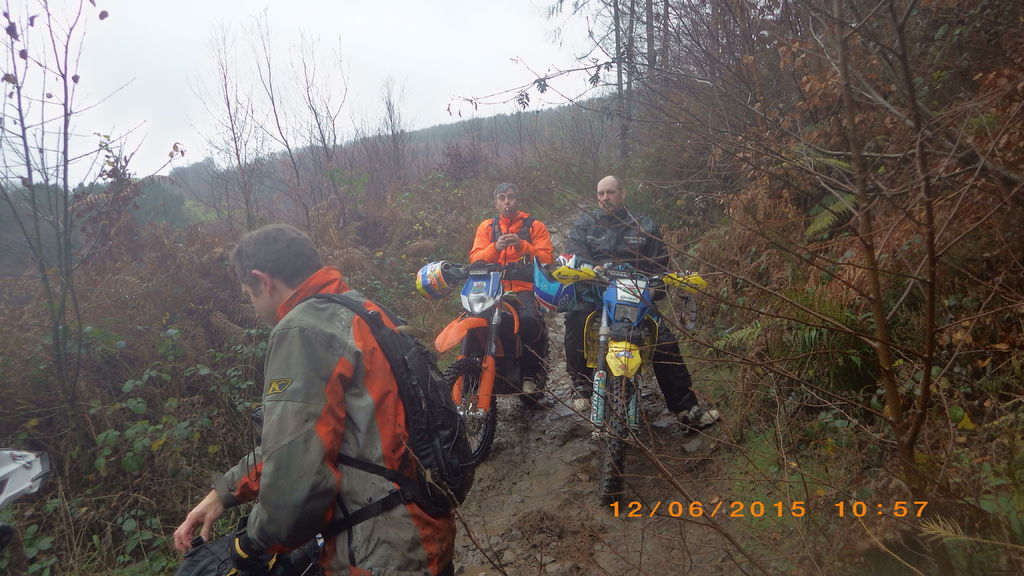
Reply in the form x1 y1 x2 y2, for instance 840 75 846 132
443 357 498 464
601 375 630 505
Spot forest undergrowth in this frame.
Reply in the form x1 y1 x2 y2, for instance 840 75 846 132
2 173 1022 575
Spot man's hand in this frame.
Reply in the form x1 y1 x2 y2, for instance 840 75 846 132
227 529 277 576
173 489 225 553
495 233 519 250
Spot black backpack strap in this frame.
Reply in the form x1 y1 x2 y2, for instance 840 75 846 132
492 216 534 244
321 454 423 540
517 216 534 242
323 492 404 539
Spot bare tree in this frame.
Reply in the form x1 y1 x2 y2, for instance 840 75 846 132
205 24 266 231
297 34 349 234
0 1 115 458
379 77 410 187
252 11 308 228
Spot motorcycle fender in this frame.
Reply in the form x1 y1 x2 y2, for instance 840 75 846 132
606 341 642 377
434 316 488 352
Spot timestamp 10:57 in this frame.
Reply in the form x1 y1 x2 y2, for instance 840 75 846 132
834 500 929 518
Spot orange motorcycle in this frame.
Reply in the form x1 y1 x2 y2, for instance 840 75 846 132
417 261 532 463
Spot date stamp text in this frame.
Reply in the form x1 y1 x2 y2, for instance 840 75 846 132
609 500 929 519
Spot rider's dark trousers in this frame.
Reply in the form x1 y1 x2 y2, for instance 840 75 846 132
563 309 696 412
509 291 548 384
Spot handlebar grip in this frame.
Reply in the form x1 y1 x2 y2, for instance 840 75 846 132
550 265 597 284
663 272 708 293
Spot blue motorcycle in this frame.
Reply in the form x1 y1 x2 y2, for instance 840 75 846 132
551 264 707 504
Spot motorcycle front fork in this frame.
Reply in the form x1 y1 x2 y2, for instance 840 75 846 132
591 371 642 434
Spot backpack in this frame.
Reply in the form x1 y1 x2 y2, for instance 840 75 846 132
303 293 475 535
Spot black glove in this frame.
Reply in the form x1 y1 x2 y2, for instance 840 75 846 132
645 276 666 301
227 529 277 576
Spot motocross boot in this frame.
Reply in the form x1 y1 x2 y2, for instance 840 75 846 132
676 404 720 432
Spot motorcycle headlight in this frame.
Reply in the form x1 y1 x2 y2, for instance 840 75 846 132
467 291 491 314
611 303 639 324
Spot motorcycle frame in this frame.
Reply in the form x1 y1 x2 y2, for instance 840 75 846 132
588 273 655 431
450 301 520 413
438 267 521 413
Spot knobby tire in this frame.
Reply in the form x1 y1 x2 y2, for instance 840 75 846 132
601 375 630 505
443 357 497 464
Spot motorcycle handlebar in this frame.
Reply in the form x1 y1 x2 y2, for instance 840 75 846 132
451 261 522 279
550 264 707 294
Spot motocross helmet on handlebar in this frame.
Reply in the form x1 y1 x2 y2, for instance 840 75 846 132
533 255 577 312
416 261 461 300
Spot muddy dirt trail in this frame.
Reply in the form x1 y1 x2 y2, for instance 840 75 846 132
451 317 742 576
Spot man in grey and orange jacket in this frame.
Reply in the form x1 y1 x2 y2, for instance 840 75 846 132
469 182 553 401
173 224 454 576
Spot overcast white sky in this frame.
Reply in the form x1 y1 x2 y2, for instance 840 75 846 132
62 0 598 176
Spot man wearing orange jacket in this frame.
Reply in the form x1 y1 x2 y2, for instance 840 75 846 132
469 183 553 402
173 224 455 576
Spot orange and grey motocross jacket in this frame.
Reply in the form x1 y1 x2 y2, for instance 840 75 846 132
469 210 553 292
213 266 455 576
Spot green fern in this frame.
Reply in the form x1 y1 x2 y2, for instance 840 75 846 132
715 321 763 351
805 193 858 238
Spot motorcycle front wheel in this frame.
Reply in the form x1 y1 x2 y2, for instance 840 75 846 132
601 375 631 505
443 357 498 464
